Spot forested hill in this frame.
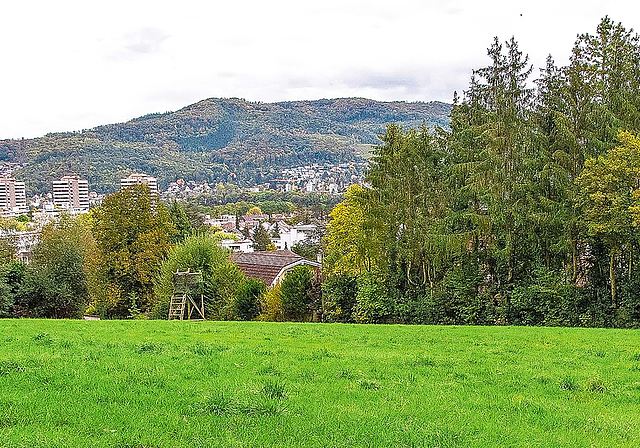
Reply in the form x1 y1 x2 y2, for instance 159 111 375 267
0 98 451 194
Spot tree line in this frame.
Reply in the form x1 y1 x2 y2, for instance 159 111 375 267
0 185 319 321
322 17 640 327
2 17 639 328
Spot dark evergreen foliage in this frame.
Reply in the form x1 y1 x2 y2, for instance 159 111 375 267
281 265 314 320
252 226 273 251
234 278 266 321
322 274 358 323
323 18 640 328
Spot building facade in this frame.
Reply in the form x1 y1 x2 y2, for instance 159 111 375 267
273 224 317 250
0 177 28 218
52 175 90 213
219 238 254 253
120 173 158 195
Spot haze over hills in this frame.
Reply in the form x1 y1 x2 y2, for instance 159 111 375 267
0 97 451 194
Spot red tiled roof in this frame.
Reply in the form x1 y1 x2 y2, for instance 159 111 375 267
231 250 319 286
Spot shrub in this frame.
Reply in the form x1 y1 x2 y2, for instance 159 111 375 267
16 217 95 319
0 262 25 317
0 279 12 317
153 234 245 320
259 285 284 322
322 274 358 322
352 275 393 324
510 267 576 326
235 278 266 321
280 265 313 320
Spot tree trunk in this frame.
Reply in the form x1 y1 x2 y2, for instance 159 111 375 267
571 231 578 284
507 230 514 284
545 246 551 269
610 249 616 308
572 243 577 283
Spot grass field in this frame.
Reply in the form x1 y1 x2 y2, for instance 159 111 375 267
0 320 639 447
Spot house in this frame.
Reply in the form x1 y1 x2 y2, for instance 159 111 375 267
120 173 158 195
220 238 254 252
273 223 317 250
231 250 320 287
204 214 236 228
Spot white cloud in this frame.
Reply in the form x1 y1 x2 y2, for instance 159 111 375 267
0 0 638 138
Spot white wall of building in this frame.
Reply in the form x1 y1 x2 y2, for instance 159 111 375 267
52 175 90 213
0 177 28 218
274 224 316 250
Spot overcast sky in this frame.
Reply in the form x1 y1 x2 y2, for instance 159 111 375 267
1 0 638 139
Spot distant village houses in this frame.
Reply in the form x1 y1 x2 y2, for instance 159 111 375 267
1 169 328 262
208 212 318 254
161 178 212 200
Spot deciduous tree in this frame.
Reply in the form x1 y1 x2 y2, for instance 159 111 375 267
92 184 175 317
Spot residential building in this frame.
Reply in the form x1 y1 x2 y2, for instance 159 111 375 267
89 191 104 208
120 173 158 195
0 229 39 263
273 224 317 250
220 238 254 253
230 250 320 287
52 175 89 213
204 214 236 228
0 177 28 218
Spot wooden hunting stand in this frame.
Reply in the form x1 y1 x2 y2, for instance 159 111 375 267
168 270 205 321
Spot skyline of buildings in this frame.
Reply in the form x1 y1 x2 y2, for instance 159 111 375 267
0 162 360 220
1 172 161 219
0 171 322 260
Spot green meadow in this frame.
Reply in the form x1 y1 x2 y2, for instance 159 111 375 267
0 320 639 447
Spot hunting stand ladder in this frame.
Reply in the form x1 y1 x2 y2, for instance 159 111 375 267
168 270 205 320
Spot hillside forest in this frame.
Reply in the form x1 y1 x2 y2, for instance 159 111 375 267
0 99 450 194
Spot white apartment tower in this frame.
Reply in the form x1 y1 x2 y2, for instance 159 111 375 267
52 175 90 213
120 173 158 195
0 177 28 218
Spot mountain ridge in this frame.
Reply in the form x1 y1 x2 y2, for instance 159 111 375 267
0 97 452 194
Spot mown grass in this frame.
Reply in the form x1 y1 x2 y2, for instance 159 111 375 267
0 320 639 447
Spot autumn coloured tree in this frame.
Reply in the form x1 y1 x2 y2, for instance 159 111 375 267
577 131 640 306
91 184 175 317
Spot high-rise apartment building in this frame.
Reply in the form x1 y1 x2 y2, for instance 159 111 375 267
0 177 28 218
120 173 158 195
52 175 90 213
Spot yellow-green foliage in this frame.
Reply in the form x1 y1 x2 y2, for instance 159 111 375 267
324 185 386 277
259 285 284 322
577 131 640 241
91 184 175 317
153 234 245 320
